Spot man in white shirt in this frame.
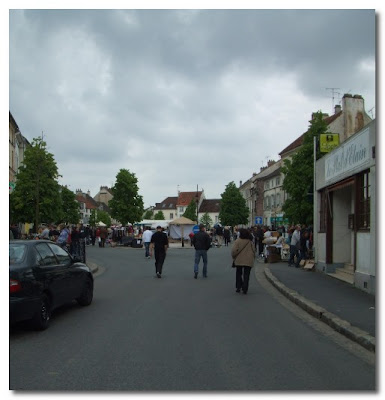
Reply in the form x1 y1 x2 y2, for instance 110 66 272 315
142 227 153 259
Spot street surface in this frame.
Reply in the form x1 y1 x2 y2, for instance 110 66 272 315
10 244 375 390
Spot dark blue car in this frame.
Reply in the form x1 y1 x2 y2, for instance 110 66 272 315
10 240 94 330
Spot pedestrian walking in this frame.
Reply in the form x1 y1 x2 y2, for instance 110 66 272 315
288 224 301 267
142 227 153 259
192 223 211 279
256 225 264 256
232 228 256 294
100 227 107 248
150 226 169 278
223 227 231 246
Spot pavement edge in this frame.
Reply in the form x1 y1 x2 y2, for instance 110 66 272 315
264 267 375 353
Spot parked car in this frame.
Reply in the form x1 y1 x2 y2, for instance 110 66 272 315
9 240 94 330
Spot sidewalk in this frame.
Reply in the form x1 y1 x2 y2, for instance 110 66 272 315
263 261 376 352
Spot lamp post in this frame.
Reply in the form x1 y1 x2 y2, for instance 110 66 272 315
196 185 199 224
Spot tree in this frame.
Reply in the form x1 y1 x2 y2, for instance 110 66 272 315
143 208 154 219
281 111 329 225
96 210 111 227
109 169 144 225
89 208 111 227
154 211 165 220
89 209 98 227
10 136 61 230
59 186 80 224
183 199 198 222
219 181 249 226
200 212 213 229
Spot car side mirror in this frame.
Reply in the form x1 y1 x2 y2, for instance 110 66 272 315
72 255 82 263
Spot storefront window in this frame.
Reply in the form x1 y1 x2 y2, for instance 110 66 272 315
357 170 370 230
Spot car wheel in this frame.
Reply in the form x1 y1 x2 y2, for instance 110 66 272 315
76 278 93 306
31 294 51 330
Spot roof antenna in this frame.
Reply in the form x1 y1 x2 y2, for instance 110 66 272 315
326 88 340 113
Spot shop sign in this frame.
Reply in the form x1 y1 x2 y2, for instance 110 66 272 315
9 182 16 193
325 128 370 182
320 133 340 153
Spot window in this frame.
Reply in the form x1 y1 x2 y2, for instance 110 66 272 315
170 213 173 219
35 243 57 266
9 244 26 264
276 193 281 206
357 170 370 230
48 243 71 265
276 176 280 186
179 207 184 213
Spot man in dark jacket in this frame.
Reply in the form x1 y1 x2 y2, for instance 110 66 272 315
150 226 169 278
192 224 211 279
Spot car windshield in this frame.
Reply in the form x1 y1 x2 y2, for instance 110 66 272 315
9 244 26 264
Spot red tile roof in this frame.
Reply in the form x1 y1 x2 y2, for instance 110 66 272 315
177 191 203 206
76 193 98 210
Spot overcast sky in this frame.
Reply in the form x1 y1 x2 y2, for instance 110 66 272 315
8 5 376 209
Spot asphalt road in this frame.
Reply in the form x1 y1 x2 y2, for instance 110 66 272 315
10 244 376 391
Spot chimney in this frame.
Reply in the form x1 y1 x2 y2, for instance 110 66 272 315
87 190 91 196
334 104 342 114
240 180 242 187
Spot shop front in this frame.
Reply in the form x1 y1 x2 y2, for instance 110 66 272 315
314 120 376 294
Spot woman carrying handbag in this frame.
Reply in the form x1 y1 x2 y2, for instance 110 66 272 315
231 228 256 294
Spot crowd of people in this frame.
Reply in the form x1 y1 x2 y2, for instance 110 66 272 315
10 220 313 294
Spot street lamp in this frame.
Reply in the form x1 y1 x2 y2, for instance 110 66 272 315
195 185 199 224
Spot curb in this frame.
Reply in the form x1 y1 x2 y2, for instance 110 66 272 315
86 261 99 274
264 267 375 352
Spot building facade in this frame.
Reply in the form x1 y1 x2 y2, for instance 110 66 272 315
314 120 376 294
93 186 113 206
9 112 29 191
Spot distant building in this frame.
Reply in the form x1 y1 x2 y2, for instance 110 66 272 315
75 189 99 224
153 190 205 222
9 111 30 191
246 93 373 228
153 197 178 220
198 199 221 226
93 186 113 206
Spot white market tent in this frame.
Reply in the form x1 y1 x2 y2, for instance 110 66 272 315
169 217 196 240
97 221 107 227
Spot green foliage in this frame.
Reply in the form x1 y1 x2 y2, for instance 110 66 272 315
89 208 111 227
10 137 61 230
219 181 249 226
281 111 329 225
183 199 198 222
109 169 144 225
89 209 97 227
200 212 213 229
143 208 154 219
154 211 165 220
96 210 111 227
59 186 80 224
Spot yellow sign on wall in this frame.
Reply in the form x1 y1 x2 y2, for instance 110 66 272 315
320 133 340 153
